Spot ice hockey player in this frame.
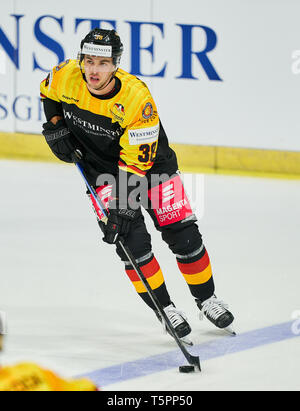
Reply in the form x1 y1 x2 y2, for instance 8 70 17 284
40 28 235 345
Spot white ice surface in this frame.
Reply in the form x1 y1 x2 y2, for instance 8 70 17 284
0 160 299 391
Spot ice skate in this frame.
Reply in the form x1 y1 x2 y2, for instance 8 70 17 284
156 303 193 346
197 295 236 335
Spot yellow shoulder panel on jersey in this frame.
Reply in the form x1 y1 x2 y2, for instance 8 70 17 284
40 59 81 103
115 69 154 125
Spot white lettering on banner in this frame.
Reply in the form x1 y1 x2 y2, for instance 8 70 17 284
82 43 112 57
128 124 159 145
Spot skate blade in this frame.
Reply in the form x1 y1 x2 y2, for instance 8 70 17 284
223 325 236 336
180 336 194 346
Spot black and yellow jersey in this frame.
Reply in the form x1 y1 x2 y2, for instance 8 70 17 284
40 59 177 184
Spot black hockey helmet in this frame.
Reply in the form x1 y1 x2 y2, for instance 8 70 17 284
79 28 123 67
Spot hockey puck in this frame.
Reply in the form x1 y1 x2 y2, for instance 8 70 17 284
179 365 195 373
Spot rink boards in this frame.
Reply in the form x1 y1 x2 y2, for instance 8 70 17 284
1 131 300 179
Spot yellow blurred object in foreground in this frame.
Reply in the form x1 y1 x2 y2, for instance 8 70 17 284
0 362 98 391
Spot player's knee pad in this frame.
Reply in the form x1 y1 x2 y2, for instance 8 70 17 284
161 220 203 256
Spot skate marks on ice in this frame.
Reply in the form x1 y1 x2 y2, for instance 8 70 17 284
79 321 299 387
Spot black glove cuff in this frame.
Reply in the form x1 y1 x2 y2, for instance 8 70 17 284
43 125 70 143
110 208 137 221
42 120 84 163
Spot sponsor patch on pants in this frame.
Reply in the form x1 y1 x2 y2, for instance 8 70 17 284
148 175 193 226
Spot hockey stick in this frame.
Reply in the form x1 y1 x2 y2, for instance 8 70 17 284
75 162 201 372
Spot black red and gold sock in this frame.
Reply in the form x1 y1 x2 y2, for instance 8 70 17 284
125 254 171 310
176 245 215 302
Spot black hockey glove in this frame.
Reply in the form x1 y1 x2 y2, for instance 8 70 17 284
100 169 141 244
42 119 83 163
102 207 137 244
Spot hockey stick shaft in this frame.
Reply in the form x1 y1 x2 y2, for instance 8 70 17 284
75 163 201 371
75 163 108 225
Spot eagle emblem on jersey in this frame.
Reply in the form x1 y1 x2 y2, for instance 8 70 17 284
114 103 125 114
110 103 125 123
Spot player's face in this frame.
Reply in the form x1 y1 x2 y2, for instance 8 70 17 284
83 55 116 91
